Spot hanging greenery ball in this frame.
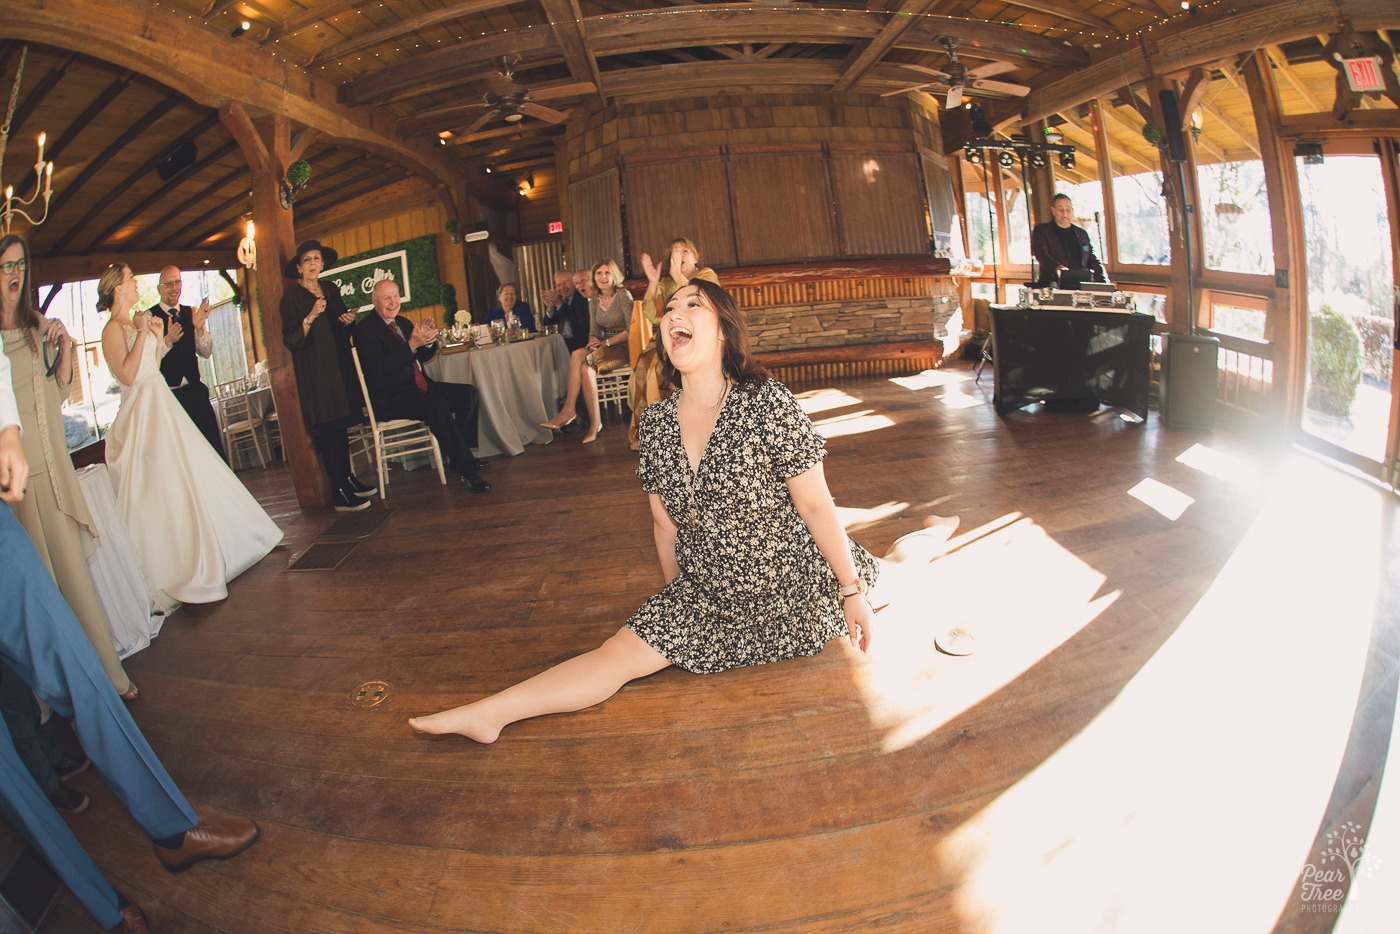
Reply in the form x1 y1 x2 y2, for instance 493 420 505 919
1141 123 1163 144
286 159 312 189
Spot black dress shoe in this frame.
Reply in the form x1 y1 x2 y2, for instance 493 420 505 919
333 488 371 512
460 473 491 493
48 784 90 815
345 475 375 495
472 458 491 471
56 751 90 782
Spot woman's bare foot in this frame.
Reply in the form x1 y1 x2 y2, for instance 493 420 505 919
408 706 501 744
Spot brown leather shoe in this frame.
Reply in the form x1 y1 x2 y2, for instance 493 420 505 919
153 815 260 873
113 902 151 933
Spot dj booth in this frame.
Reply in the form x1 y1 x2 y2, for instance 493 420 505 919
989 301 1156 420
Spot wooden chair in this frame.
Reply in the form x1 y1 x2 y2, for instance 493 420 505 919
218 390 268 469
594 367 632 415
348 342 447 498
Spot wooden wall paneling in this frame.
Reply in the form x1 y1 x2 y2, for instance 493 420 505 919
567 167 625 272
829 150 927 257
728 151 838 264
622 156 736 276
922 153 956 257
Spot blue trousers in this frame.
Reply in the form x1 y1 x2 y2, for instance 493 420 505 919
0 505 197 927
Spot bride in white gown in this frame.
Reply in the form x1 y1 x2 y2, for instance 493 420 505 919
98 262 282 609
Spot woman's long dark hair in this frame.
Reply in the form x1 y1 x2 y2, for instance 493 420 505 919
656 279 768 393
0 234 43 353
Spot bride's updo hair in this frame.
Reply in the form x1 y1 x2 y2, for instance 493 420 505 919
95 263 129 313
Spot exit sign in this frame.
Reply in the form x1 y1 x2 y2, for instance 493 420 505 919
1341 56 1385 92
548 221 563 234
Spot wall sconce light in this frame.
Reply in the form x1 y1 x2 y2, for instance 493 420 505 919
237 219 256 269
231 20 251 37
1190 109 1203 141
517 174 534 196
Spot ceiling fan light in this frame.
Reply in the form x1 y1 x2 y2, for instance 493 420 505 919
504 113 524 123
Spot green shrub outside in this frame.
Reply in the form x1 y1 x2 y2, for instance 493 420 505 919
1306 304 1362 418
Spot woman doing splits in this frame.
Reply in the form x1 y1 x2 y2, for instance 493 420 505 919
411 280 878 742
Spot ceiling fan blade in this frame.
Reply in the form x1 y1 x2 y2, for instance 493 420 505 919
898 63 948 79
966 60 1019 79
457 110 498 138
881 82 935 98
529 81 597 102
946 85 963 109
519 102 569 125
971 79 1030 97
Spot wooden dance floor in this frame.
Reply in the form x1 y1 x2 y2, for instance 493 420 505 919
40 361 1399 933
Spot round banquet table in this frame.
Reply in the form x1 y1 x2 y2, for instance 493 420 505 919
422 333 571 457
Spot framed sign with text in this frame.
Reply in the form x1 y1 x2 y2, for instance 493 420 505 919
324 235 441 317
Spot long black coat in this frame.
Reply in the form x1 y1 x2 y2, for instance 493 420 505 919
280 283 364 428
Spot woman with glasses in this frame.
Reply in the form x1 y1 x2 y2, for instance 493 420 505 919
0 235 137 700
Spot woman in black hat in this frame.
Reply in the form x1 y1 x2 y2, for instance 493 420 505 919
280 240 373 511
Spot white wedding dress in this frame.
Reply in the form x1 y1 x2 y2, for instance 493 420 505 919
105 325 282 608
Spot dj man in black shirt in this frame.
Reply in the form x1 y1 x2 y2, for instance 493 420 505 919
1030 193 1106 288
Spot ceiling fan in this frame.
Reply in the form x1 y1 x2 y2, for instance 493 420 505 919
457 56 585 137
882 37 1030 109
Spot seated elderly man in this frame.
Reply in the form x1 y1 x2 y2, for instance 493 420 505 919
353 280 492 493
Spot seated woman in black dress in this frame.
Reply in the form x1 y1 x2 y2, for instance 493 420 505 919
482 282 535 332
410 280 879 743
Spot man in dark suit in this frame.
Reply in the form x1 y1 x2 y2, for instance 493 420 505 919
1030 194 1106 288
151 266 225 458
352 279 491 493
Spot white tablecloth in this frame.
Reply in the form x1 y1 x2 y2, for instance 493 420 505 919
423 334 571 457
75 464 163 659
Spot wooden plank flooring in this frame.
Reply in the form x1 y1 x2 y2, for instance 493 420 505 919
39 360 1398 933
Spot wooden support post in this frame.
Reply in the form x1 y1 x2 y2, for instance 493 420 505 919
222 103 330 509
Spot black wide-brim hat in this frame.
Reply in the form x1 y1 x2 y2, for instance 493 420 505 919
284 240 339 279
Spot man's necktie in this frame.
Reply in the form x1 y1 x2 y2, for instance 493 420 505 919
391 320 428 392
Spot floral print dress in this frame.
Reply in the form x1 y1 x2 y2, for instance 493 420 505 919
630 378 878 673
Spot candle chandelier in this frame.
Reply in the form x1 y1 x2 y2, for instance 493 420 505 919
0 48 56 236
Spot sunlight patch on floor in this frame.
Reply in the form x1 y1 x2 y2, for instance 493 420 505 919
889 370 972 392
850 513 1115 754
1127 477 1195 520
812 409 896 438
793 387 864 416
938 454 1381 934
1175 442 1260 486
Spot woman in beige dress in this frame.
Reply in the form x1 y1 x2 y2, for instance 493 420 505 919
0 234 136 699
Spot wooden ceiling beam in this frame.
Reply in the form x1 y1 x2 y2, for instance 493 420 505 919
7 70 137 199
158 186 249 252
48 112 223 255
1021 0 1395 126
339 5 1086 106
260 0 365 45
998 0 1120 34
34 249 238 286
305 0 518 68
1264 46 1327 111
84 139 241 252
1197 98 1260 156
1063 107 1158 173
832 0 942 94
129 164 248 253
2 0 463 216
9 51 79 137
45 92 183 220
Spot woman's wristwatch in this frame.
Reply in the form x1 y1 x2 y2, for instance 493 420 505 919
839 579 867 600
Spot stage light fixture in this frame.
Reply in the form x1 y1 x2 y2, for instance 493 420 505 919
997 150 1016 168
965 148 983 165
231 20 251 37
1029 151 1048 169
1060 151 1076 170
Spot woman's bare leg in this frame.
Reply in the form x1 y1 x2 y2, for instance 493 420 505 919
547 348 590 426
582 366 602 439
408 628 671 743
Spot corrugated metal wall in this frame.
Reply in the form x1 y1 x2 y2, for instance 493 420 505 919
513 240 567 320
568 168 626 274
